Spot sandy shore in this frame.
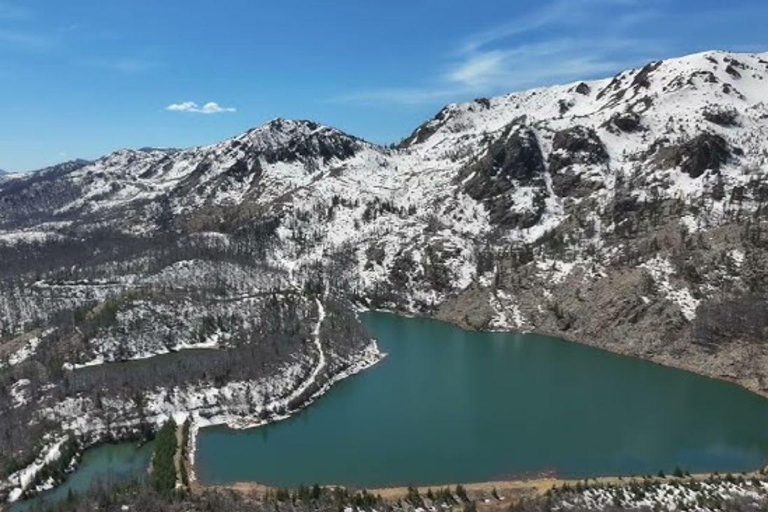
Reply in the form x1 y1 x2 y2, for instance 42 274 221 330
184 314 768 506
200 469 764 508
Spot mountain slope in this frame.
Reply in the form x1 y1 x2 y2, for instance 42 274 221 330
2 50 768 503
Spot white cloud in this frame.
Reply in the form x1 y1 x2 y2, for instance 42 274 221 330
334 38 655 106
447 51 506 88
334 0 667 106
166 101 236 114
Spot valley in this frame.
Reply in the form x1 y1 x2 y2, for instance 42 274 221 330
2 49 768 510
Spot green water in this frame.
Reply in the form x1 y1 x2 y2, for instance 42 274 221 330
196 312 768 487
8 441 154 512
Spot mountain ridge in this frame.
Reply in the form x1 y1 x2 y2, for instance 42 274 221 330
24 50 768 177
2 49 768 504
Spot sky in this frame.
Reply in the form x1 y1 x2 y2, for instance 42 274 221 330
1 0 767 172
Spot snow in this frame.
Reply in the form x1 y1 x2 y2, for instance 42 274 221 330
2 53 764 320
276 298 327 409
555 477 768 512
489 289 528 331
642 257 701 321
537 260 576 285
730 249 745 267
10 379 31 409
0 230 63 246
5 437 68 503
1 330 52 368
4 49 768 503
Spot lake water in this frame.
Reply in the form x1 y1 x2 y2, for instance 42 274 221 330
196 312 768 487
8 441 154 512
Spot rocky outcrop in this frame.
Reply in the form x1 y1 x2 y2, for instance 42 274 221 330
4 50 768 504
549 126 609 172
460 124 547 227
703 106 740 127
254 120 362 165
548 126 609 196
574 82 591 95
604 111 643 133
654 133 731 178
463 124 545 191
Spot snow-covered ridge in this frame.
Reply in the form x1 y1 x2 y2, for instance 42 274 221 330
403 51 768 152
3 49 768 505
4 50 766 227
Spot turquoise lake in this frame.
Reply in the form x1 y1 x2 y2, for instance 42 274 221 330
8 441 154 512
196 312 768 487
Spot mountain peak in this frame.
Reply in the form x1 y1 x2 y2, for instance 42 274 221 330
401 50 768 152
231 118 366 165
241 118 351 142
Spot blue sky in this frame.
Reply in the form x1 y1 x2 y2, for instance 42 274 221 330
1 0 766 172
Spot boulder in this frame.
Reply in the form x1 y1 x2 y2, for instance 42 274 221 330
604 112 643 133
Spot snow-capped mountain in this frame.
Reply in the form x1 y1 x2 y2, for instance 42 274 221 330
2 50 768 502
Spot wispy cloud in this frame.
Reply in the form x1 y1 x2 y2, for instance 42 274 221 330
457 0 650 53
0 28 49 49
166 101 237 114
335 0 666 106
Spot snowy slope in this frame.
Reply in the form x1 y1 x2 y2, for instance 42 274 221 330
3 50 768 504
2 50 768 345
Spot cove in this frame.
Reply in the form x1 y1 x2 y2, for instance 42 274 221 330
195 312 768 488
8 441 154 512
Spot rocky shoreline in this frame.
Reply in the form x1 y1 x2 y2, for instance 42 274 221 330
1 335 383 506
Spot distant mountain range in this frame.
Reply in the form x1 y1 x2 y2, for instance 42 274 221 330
3 50 768 503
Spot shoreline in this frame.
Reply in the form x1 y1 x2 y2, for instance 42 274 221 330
7 307 766 508
186 341 384 484
185 308 768 497
2 339 383 507
361 306 768 401
204 469 767 505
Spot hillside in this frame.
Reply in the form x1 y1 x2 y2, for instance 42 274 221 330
2 50 768 503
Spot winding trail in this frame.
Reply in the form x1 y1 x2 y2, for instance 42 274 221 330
274 297 327 410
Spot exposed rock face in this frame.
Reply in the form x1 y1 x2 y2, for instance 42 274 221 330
549 126 609 172
548 126 609 197
604 111 643 133
703 105 740 127
461 124 547 227
655 133 731 178
631 60 663 90
256 119 361 165
4 50 768 503
574 82 591 95
398 105 455 147
465 124 545 190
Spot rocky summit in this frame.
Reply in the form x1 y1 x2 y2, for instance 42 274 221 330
2 50 768 503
